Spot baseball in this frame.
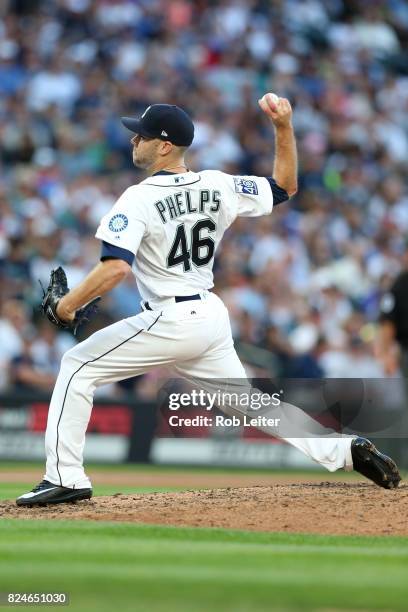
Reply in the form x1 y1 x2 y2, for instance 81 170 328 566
266 93 279 108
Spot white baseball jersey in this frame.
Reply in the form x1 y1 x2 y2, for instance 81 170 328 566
95 170 274 303
41 168 355 492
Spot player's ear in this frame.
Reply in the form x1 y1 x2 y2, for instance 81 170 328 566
158 140 173 156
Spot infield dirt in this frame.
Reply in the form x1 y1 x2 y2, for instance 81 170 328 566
2 474 407 536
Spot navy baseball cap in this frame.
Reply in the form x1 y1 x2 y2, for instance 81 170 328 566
121 104 194 147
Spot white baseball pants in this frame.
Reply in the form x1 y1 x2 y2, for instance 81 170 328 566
44 292 353 488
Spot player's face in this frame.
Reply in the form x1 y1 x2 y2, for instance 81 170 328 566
131 135 160 169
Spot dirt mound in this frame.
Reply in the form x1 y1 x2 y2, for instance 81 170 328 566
0 469 352 488
3 483 408 536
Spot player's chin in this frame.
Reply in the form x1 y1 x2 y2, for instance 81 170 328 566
132 156 144 169
132 154 148 169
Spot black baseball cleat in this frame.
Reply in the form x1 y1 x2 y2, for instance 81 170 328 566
16 480 92 507
351 437 401 489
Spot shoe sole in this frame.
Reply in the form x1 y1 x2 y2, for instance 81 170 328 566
356 439 401 489
17 490 92 507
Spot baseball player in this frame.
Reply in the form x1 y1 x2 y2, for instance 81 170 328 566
17 96 401 506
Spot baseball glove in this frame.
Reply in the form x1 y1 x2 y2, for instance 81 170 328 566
40 266 100 335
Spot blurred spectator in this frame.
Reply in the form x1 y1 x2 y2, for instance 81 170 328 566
0 299 32 389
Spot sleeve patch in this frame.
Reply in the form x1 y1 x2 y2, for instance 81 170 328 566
109 213 128 232
233 177 259 195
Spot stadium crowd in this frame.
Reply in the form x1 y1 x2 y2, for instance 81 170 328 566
1 0 408 393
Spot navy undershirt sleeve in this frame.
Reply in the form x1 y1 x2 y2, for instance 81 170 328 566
266 178 290 206
100 241 135 266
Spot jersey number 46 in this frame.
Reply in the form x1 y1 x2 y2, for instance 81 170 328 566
167 219 216 272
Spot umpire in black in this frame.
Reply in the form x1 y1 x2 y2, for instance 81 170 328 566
377 261 408 378
376 257 408 467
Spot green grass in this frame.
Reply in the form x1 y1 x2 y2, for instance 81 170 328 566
0 460 316 475
0 460 362 476
0 483 189 501
0 521 407 612
1 463 407 611
0 461 366 502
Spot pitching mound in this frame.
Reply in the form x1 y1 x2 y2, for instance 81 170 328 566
2 483 407 536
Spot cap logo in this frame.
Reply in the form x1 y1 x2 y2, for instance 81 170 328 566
141 106 151 118
161 130 168 137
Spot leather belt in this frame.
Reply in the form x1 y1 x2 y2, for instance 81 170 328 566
144 294 201 311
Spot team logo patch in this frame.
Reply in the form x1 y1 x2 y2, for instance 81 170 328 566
233 177 258 195
109 213 128 232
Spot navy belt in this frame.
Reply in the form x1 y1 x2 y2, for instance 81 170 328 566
144 294 201 311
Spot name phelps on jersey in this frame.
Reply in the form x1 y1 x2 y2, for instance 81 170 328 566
95 171 280 301
154 189 221 224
